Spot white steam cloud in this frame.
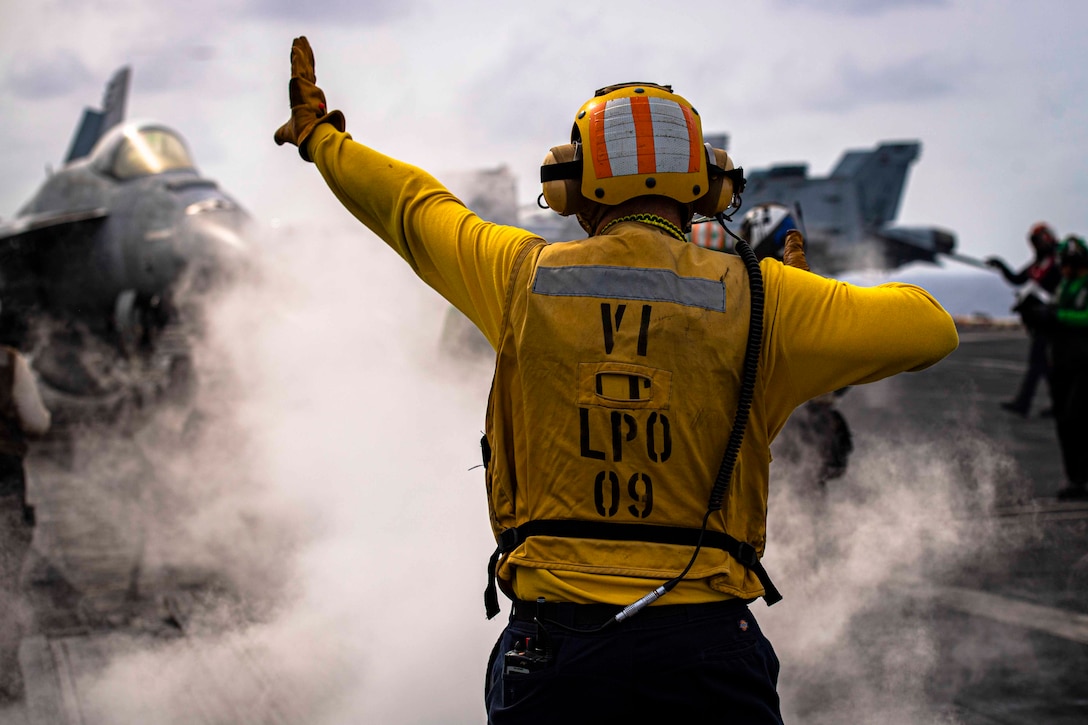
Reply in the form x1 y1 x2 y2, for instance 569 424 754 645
764 383 1015 723
27 223 501 723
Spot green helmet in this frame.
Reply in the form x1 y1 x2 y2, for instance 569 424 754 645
1059 235 1088 268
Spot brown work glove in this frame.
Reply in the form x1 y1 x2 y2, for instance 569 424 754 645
782 229 810 271
273 36 346 162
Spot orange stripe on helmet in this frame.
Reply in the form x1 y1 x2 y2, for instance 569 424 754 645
680 103 700 173
589 102 614 181
629 95 657 175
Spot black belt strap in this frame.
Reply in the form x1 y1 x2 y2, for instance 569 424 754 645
484 519 782 619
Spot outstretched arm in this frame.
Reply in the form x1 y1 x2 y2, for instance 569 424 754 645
760 261 959 432
307 128 540 345
985 256 1029 285
273 36 540 346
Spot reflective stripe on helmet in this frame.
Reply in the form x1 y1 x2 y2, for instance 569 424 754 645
591 96 701 180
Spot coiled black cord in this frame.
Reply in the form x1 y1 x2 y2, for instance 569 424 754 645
708 212 764 511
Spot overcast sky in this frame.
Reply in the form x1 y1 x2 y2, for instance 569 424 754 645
1 0 1086 266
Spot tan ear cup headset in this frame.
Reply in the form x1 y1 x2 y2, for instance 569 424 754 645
694 145 745 219
540 143 586 217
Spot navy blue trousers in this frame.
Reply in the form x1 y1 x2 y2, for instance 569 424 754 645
485 599 783 724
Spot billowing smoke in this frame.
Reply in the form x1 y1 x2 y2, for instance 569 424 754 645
26 221 501 723
764 381 1018 723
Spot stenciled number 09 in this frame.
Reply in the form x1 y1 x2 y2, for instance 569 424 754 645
594 471 654 518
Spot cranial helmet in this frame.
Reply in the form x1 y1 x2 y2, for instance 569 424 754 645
540 83 743 228
1029 222 1057 250
1059 234 1088 268
740 203 800 261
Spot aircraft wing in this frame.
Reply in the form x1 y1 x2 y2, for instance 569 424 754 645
0 208 109 306
0 207 108 242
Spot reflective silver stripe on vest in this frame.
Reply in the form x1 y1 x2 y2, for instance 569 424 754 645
533 265 725 311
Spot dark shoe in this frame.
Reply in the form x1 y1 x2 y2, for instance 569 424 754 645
1000 401 1029 417
1057 484 1088 501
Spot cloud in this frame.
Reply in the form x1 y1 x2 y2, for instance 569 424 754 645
799 54 966 113
245 0 412 23
5 49 95 100
126 44 218 95
775 0 949 16
458 46 574 146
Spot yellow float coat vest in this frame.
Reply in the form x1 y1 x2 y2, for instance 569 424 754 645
485 225 776 613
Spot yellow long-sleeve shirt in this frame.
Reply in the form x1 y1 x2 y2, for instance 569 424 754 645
307 124 959 605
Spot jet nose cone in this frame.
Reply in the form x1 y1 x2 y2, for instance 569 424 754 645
179 209 254 297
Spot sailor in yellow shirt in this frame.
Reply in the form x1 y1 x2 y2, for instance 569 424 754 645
275 37 958 725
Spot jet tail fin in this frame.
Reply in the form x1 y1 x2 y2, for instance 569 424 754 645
830 141 919 229
64 66 131 164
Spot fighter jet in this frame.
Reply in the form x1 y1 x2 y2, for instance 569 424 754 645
0 67 251 419
689 140 957 273
0 67 250 356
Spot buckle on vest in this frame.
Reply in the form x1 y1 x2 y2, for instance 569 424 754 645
498 528 520 552
734 541 758 568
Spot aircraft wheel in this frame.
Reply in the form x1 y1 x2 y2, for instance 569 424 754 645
113 289 150 356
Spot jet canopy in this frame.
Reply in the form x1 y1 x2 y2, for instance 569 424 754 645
89 123 195 180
